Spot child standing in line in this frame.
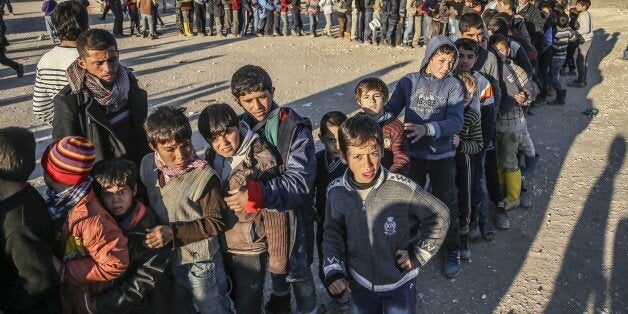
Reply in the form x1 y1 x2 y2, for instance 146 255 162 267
355 77 410 175
319 0 333 36
307 0 320 36
548 13 576 105
140 106 233 313
41 0 57 43
138 0 158 38
125 0 141 36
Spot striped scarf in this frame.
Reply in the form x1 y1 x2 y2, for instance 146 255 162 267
46 177 94 224
66 59 130 113
154 148 208 184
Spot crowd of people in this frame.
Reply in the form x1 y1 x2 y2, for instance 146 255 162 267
0 0 595 313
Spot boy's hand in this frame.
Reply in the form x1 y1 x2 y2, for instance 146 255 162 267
225 187 249 212
514 91 529 104
404 123 427 143
145 225 173 248
396 249 413 270
329 278 351 295
452 134 460 147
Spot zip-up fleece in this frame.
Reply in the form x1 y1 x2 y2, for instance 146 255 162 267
322 168 449 292
385 35 465 160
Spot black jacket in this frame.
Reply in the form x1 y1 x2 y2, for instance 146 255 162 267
0 185 62 314
517 2 546 50
51 72 150 167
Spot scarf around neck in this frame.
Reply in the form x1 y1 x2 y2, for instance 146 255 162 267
66 59 130 113
154 147 207 185
46 177 94 228
251 102 280 147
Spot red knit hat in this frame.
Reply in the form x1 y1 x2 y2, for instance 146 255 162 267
42 136 96 186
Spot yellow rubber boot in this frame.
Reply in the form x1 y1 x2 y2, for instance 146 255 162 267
503 169 522 210
183 22 193 36
498 168 506 192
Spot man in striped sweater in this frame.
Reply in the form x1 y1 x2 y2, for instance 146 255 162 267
32 1 88 124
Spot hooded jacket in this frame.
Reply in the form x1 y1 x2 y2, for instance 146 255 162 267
385 35 465 160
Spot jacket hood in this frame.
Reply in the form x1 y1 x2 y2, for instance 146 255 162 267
420 35 459 78
233 121 259 159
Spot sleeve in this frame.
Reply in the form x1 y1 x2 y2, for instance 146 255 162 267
0 228 59 312
94 246 171 314
321 193 348 288
483 51 502 112
514 46 534 77
258 125 317 212
171 176 227 245
32 69 57 125
52 91 82 141
576 13 591 37
64 215 129 285
458 112 484 155
388 121 410 175
427 80 465 139
407 188 450 268
384 76 412 118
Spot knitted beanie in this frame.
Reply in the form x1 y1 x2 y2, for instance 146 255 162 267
42 136 96 186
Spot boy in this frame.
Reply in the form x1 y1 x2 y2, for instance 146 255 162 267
453 72 483 260
230 65 317 313
314 111 350 313
91 158 171 314
567 0 591 88
384 35 465 279
548 12 576 105
0 127 61 313
455 37 496 242
140 106 232 313
41 136 129 313
323 114 449 313
125 0 141 36
198 103 289 313
138 0 158 38
489 34 538 229
355 77 410 175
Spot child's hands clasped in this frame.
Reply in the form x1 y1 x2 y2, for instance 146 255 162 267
452 135 460 147
144 225 173 248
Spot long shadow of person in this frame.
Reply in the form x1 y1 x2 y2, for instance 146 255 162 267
611 218 628 313
546 135 626 312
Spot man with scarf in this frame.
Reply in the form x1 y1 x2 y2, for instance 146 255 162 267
52 29 150 167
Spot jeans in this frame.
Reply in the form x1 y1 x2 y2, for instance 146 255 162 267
141 13 155 35
423 14 433 44
363 10 373 42
379 12 398 40
291 5 303 31
194 1 207 33
408 157 459 252
455 152 472 234
271 271 317 313
128 10 140 33
576 39 592 83
44 16 55 42
412 15 423 44
350 278 416 314
309 13 318 34
224 253 267 313
549 56 565 91
171 253 234 314
402 14 413 43
470 150 488 224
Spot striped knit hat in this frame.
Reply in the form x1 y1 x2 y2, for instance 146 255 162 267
42 136 96 186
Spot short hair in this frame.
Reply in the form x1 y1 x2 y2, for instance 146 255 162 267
52 1 89 41
354 77 389 102
489 33 510 49
494 12 513 22
455 38 479 55
144 106 192 146
432 44 458 59
556 13 570 28
198 103 240 143
459 13 484 33
92 158 138 194
77 29 117 58
538 1 553 12
0 127 36 182
338 113 384 156
498 0 515 10
457 72 478 94
487 17 510 36
231 65 273 98
481 9 499 26
576 0 590 9
319 111 347 137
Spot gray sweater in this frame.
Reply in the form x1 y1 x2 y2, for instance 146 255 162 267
322 168 449 292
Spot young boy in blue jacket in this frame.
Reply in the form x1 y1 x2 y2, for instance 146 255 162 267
384 35 465 279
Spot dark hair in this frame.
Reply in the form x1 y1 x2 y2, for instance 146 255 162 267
77 29 117 58
576 0 590 9
489 33 510 49
198 103 240 143
556 13 570 28
481 9 499 26
92 158 138 194
487 17 510 36
538 1 553 12
354 77 389 102
319 111 347 137
0 127 36 182
498 0 515 11
52 1 89 41
231 65 273 98
455 38 479 55
338 113 384 156
494 12 513 23
459 13 484 33
432 44 458 59
145 106 192 146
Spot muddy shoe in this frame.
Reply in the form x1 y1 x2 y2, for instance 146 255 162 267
265 293 291 314
495 202 510 230
444 250 461 279
480 221 495 241
469 219 481 243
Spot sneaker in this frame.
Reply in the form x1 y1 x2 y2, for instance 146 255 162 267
318 297 351 314
444 250 461 278
16 64 24 78
520 188 532 208
495 201 510 230
264 293 291 314
469 219 482 243
479 221 495 241
460 234 471 261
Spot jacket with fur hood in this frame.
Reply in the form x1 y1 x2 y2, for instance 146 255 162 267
385 35 465 160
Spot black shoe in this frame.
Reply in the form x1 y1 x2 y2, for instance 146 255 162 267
444 250 461 279
479 221 495 241
406 42 414 48
264 293 291 314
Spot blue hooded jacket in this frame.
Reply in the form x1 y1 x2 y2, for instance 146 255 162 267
384 35 465 160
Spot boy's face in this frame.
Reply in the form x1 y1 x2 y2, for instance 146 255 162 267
575 3 586 12
319 124 341 158
236 88 275 122
358 90 386 119
494 43 510 61
456 48 477 73
151 139 194 170
210 126 241 158
426 51 455 79
100 185 136 217
342 140 382 184
497 1 510 12
459 27 484 44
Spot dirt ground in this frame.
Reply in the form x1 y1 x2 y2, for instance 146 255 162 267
1 0 627 312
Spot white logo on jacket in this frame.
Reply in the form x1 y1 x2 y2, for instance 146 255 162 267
384 217 397 236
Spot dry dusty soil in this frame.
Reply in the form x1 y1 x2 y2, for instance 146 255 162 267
1 0 627 312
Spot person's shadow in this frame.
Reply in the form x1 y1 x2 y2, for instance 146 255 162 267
546 135 626 312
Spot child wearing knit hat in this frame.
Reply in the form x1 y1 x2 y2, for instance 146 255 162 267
42 136 129 313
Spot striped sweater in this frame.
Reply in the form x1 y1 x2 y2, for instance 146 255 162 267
553 26 576 58
457 106 483 155
32 46 78 124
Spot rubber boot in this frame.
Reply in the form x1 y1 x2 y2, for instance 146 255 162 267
520 178 532 208
521 153 539 180
550 89 566 105
183 22 193 36
503 169 521 210
281 12 288 36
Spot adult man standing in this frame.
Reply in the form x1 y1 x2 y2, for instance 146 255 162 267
111 0 125 36
52 29 150 166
